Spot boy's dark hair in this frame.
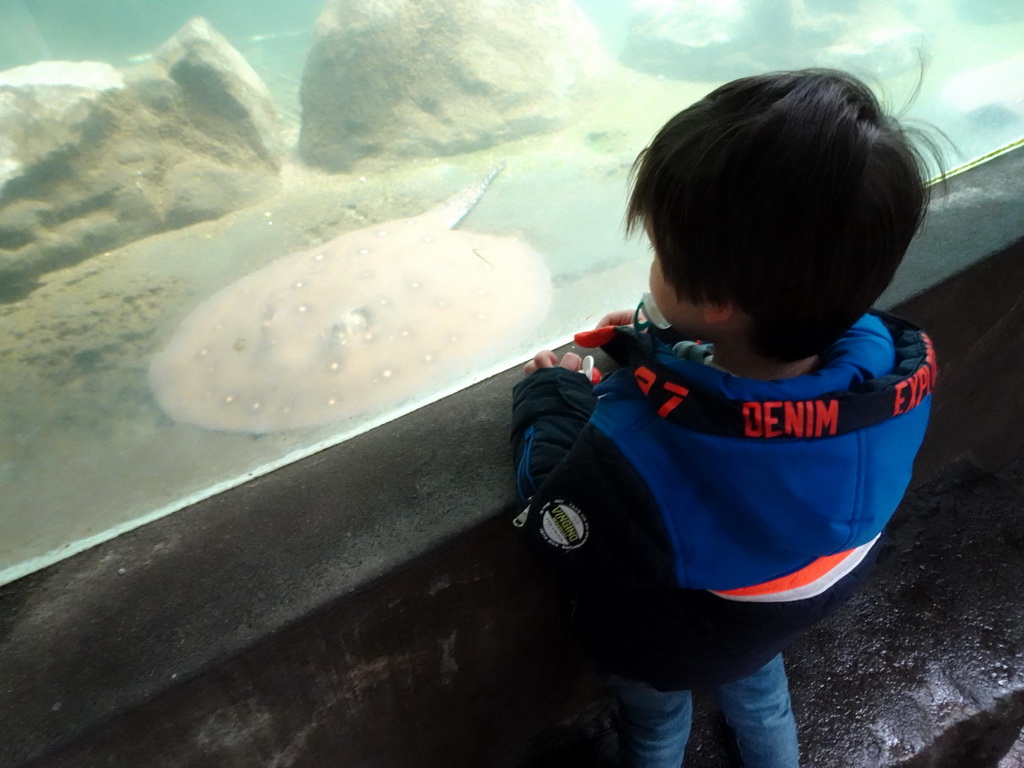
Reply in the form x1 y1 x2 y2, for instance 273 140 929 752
627 69 944 361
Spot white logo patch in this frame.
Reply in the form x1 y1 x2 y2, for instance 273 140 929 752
538 499 589 550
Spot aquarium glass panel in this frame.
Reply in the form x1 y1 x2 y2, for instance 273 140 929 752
1 0 1022 582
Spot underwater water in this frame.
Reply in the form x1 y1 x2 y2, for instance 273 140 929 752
0 0 1021 583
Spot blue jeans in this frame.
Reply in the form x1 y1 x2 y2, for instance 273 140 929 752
605 654 799 768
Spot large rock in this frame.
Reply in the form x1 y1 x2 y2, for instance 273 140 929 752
621 0 930 84
940 54 1024 128
0 17 282 301
621 0 933 84
816 24 926 81
620 0 847 81
152 16 283 168
932 54 1024 164
298 0 612 170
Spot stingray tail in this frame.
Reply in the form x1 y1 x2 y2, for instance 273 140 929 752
435 162 506 230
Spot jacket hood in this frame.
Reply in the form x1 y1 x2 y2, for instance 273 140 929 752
583 311 936 589
589 310 935 440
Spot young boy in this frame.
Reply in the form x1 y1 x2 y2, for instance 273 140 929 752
510 69 941 767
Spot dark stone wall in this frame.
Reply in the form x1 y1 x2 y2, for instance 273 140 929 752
27 519 596 768
901 241 1024 480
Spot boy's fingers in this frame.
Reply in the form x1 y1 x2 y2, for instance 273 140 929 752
596 309 634 328
523 350 585 375
559 352 582 371
524 349 558 374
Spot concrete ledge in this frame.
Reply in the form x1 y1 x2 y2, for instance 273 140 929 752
3 145 1024 767
26 517 597 767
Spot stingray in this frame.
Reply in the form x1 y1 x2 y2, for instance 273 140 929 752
149 165 551 432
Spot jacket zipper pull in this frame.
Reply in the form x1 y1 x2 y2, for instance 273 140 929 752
512 507 530 528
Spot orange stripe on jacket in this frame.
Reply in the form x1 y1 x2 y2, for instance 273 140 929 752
715 547 857 597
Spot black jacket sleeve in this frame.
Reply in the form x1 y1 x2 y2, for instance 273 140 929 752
510 368 676 591
511 367 597 505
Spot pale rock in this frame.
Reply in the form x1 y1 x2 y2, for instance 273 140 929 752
620 0 848 81
0 18 282 301
0 60 124 90
817 25 926 80
941 54 1024 124
298 0 613 170
937 54 1024 161
0 61 124 194
153 16 282 167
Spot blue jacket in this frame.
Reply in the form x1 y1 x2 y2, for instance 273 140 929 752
510 311 935 688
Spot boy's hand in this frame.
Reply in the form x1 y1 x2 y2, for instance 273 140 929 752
596 309 634 328
524 350 601 382
573 309 634 351
524 350 584 375
525 306 633 377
